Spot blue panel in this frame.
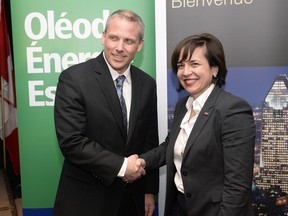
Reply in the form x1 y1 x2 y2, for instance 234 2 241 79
23 208 52 216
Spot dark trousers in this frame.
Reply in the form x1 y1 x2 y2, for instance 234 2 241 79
169 191 187 216
117 187 140 216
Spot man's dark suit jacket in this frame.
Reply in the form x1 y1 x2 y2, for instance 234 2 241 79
142 86 255 216
53 52 159 216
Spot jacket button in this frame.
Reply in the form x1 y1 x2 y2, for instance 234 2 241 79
186 193 191 198
182 171 187 176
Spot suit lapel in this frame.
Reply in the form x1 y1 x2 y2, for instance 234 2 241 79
182 86 221 159
126 67 140 142
167 98 188 161
93 53 127 138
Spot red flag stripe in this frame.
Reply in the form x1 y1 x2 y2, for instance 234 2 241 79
0 0 20 175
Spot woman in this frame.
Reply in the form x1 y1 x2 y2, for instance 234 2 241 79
141 33 255 216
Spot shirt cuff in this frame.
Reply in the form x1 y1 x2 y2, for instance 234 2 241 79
117 157 127 177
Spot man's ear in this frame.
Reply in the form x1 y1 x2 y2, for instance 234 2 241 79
137 39 144 52
101 32 106 45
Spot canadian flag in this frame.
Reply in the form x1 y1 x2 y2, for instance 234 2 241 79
0 0 20 175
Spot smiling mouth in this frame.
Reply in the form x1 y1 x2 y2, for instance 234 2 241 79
111 52 126 60
113 55 125 61
184 78 197 86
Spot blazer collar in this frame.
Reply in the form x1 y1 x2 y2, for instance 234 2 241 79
182 85 222 159
171 86 222 160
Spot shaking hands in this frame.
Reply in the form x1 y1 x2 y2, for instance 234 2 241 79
122 154 146 183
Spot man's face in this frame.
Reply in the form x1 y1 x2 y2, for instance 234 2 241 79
102 17 144 74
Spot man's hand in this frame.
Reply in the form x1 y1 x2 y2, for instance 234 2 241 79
145 194 155 216
123 154 146 183
136 157 146 169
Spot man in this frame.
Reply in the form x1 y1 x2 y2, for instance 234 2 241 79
53 10 159 216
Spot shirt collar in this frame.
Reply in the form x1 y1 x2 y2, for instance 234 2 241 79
186 84 215 113
102 52 131 84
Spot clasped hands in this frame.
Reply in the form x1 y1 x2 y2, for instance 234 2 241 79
122 154 146 183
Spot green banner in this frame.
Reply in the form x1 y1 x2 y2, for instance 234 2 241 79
10 1 155 214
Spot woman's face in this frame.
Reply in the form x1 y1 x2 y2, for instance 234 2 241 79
176 46 218 99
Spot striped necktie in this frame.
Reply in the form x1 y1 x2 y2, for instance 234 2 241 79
115 75 127 132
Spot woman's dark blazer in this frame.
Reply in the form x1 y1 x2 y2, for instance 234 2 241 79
142 85 255 216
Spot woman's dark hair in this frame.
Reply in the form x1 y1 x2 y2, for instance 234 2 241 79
171 33 227 91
